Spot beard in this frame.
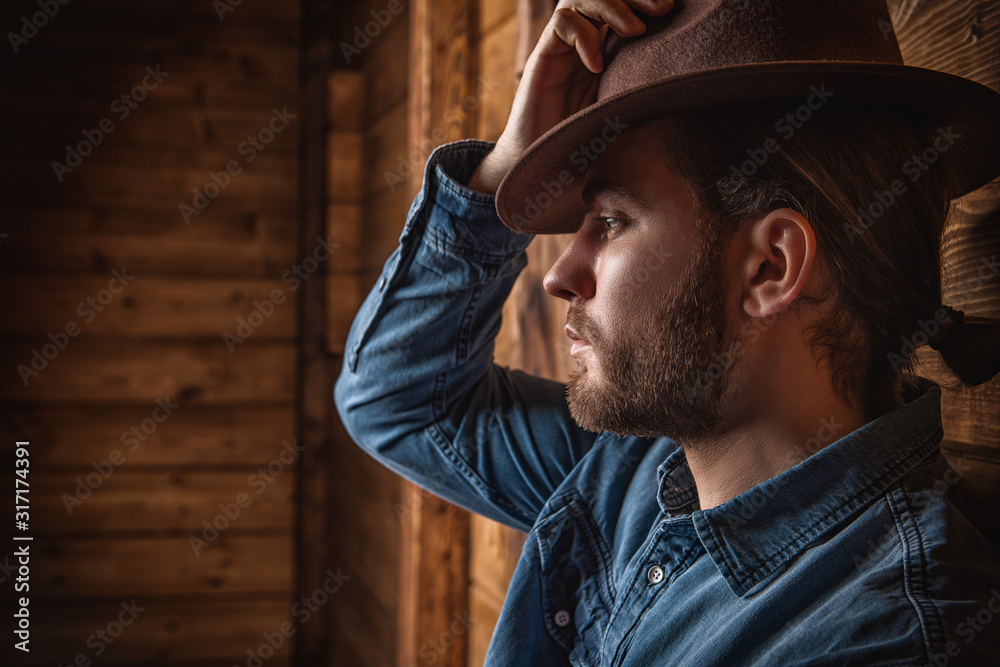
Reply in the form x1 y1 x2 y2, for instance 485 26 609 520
565 232 742 443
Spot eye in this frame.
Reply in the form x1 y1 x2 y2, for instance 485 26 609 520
586 212 630 237
600 217 627 235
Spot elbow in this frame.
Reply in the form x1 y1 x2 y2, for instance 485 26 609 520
334 360 369 449
333 356 412 457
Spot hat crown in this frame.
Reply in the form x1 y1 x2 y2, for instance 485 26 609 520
599 0 905 100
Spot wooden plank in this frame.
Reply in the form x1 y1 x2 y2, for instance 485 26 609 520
365 100 409 199
9 53 300 102
477 17 517 142
0 208 297 276
364 183 412 270
0 0 305 663
330 130 365 201
30 470 294 533
496 234 574 381
0 340 296 405
327 203 363 272
33 535 292 598
889 0 1000 90
468 582 503 667
0 229 298 276
37 164 298 212
56 0 300 23
915 351 1000 447
402 3 478 662
365 14 411 122
28 598 292 665
4 206 295 240
469 515 525 603
330 70 365 131
332 572 398 667
0 405 295 467
940 208 1000 315
328 272 364 354
331 430 402 613
480 0 516 34
296 2 337 662
0 276 296 339
7 80 299 121
472 8 564 662
516 0 556 77
1 143 297 177
894 0 1000 454
941 441 1000 552
32 20 299 55
467 516 524 667
11 105 300 160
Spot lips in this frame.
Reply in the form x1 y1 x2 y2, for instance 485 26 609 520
565 325 591 358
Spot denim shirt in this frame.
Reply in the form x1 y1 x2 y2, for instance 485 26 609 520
334 139 1000 666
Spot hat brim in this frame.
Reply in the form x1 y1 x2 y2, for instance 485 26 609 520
495 62 1000 234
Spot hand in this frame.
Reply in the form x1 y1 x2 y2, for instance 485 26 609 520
466 0 676 196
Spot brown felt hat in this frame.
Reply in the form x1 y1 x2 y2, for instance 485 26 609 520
495 0 1000 234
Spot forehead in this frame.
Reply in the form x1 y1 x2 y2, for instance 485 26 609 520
579 117 699 220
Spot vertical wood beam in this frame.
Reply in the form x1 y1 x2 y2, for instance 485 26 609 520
516 0 556 78
295 0 336 663
400 1 477 666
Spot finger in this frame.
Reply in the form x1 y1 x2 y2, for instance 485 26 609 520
569 0 648 38
551 7 608 73
622 0 675 18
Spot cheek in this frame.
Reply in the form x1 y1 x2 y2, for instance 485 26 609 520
595 250 676 329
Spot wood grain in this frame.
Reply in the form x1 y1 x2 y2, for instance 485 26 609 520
0 405 294 467
0 210 298 276
400 3 478 665
0 0 303 664
26 598 293 665
466 4 557 664
477 17 518 142
33 535 292 598
892 0 1000 485
0 276 296 339
0 340 295 405
29 470 294 533
365 17 411 123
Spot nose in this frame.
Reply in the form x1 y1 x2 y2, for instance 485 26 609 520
543 236 596 302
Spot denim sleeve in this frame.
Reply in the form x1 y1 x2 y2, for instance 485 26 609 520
333 139 601 532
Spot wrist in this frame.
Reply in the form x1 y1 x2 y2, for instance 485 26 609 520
465 148 511 196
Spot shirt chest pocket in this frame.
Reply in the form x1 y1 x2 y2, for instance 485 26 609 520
536 493 616 667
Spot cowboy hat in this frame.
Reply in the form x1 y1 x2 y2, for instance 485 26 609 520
494 0 1000 234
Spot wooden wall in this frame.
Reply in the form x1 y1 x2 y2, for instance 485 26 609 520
326 2 528 665
0 2 302 665
327 1 411 665
897 0 1000 549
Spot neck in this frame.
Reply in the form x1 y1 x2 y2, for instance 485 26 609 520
682 350 869 511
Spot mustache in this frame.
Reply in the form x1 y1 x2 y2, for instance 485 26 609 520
566 306 601 347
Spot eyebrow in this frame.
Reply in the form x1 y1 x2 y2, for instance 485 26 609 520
580 182 655 214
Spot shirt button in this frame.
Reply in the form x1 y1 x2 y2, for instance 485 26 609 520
378 277 387 291
647 565 665 585
553 610 571 627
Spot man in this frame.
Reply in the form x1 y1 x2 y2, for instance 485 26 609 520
336 0 1000 664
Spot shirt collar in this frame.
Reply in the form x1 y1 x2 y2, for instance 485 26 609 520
656 376 944 597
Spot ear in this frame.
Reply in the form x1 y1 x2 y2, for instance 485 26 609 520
738 208 816 319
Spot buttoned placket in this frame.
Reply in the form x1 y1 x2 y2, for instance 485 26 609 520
602 513 703 665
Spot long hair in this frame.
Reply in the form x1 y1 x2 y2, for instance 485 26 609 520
659 99 1000 419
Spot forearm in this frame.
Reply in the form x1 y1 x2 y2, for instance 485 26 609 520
336 139 588 529
335 139 532 417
